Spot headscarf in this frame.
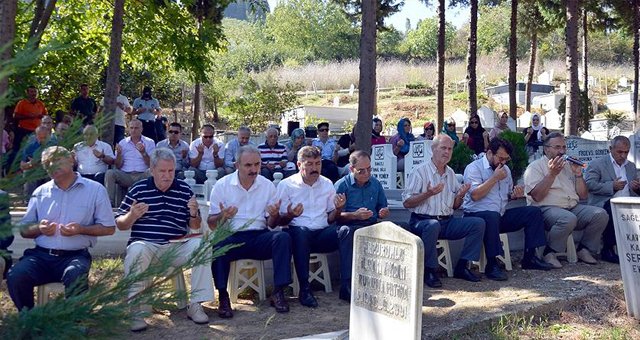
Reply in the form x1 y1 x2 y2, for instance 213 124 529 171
290 128 305 144
372 118 382 138
396 118 415 154
530 113 544 141
495 112 509 130
421 122 435 140
442 117 460 144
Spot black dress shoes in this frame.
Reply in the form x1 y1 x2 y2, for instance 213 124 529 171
601 248 620 264
299 289 318 308
424 271 442 288
270 290 290 313
521 256 554 270
339 286 351 302
484 264 508 281
217 295 233 319
453 267 481 282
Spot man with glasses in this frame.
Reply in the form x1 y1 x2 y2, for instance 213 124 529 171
335 150 389 301
312 122 339 182
223 126 253 175
189 124 225 183
524 132 607 268
157 122 190 178
73 125 115 185
463 138 552 281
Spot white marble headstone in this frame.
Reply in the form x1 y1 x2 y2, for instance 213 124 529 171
610 197 640 319
404 140 433 185
371 144 397 190
477 106 495 128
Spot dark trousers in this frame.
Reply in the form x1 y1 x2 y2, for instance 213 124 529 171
408 213 485 269
114 125 125 144
286 225 338 291
140 119 157 142
465 206 546 260
337 224 367 287
80 172 106 185
7 247 91 310
321 159 340 183
212 230 292 291
602 200 617 249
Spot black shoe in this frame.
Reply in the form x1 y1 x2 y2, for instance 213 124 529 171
521 256 553 270
299 289 318 308
270 290 290 313
339 286 351 302
601 248 620 264
484 263 508 281
453 267 481 282
217 295 233 319
424 271 442 288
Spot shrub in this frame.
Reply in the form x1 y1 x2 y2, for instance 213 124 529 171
500 130 528 183
448 142 475 174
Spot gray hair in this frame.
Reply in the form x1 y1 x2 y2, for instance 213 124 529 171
612 135 630 148
236 144 260 163
349 150 370 166
150 147 176 168
432 134 453 150
238 126 251 134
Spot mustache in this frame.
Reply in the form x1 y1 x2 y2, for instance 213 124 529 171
310 171 319 175
248 172 258 176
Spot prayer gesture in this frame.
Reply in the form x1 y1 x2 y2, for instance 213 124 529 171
39 219 57 236
379 207 390 219
425 181 445 197
60 222 82 236
613 177 627 191
511 185 525 199
334 193 346 209
129 199 149 220
457 183 471 198
266 200 281 218
135 142 146 154
218 203 238 220
354 207 373 220
287 202 304 218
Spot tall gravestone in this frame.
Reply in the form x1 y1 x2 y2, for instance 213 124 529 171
371 144 397 190
610 197 640 319
565 136 610 164
404 140 433 185
350 222 424 340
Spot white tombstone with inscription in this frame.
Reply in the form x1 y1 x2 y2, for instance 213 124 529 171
610 197 640 319
404 140 433 184
565 136 610 165
350 222 424 340
371 144 397 190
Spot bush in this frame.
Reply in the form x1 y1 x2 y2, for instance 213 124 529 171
448 142 475 174
499 130 528 183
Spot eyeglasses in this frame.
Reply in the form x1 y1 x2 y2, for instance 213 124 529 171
545 144 566 150
494 155 511 163
470 121 479 125
202 135 214 139
318 128 329 132
355 167 372 174
168 130 180 134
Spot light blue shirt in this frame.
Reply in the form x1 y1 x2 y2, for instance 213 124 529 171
157 139 190 170
462 155 512 215
224 138 255 168
132 97 160 121
312 138 337 161
21 174 116 250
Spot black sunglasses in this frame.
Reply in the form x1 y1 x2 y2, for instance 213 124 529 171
168 130 180 134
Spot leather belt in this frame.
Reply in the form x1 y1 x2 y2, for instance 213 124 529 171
36 246 86 257
412 213 452 221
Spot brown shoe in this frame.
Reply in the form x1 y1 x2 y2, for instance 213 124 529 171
270 290 290 313
217 295 233 319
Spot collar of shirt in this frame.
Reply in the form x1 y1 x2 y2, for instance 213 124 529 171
52 173 85 192
346 173 370 188
229 171 259 192
610 153 628 169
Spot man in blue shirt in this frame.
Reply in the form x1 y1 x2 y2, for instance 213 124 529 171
223 126 253 175
463 137 552 281
312 122 340 182
335 150 389 301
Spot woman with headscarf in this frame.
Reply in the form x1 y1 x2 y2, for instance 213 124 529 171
390 118 415 172
489 111 511 139
372 118 386 145
417 121 436 141
442 117 460 145
285 128 306 168
523 113 548 156
462 114 489 155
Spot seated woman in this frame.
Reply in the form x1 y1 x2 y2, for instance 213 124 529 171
462 114 489 155
371 118 386 145
284 128 306 172
523 113 548 157
417 121 435 141
389 118 415 172
490 111 511 139
442 117 460 146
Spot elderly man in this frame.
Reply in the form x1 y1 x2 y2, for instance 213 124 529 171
463 137 551 281
524 132 608 268
585 135 640 263
70 83 98 126
276 146 345 307
132 86 162 142
116 148 213 331
156 122 190 178
105 119 155 206
99 83 132 143
258 127 288 180
403 134 485 288
73 125 115 184
208 145 292 318
312 122 340 182
335 150 389 301
224 126 253 175
7 146 115 311
20 126 56 197
189 124 224 183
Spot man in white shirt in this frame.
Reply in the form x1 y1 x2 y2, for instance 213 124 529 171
189 124 224 183
73 125 115 184
585 135 640 263
98 83 132 143
207 145 291 318
276 146 345 308
105 119 155 206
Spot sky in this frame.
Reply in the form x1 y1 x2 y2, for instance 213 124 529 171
265 0 470 32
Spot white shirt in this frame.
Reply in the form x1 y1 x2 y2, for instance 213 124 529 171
100 94 130 126
189 137 225 171
117 136 155 172
463 155 512 215
73 140 115 175
276 173 335 230
208 172 276 231
402 159 460 216
611 154 630 197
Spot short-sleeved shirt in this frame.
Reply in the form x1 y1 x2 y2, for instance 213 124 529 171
117 136 156 172
463 155 512 215
100 94 130 127
312 138 337 161
157 139 190 171
70 96 98 118
224 139 254 168
524 155 579 209
189 137 225 171
14 99 47 131
21 175 116 250
73 140 115 175
132 97 160 121
116 177 194 245
402 160 460 216
208 171 276 231
276 173 335 230
22 138 56 162
258 142 287 168
335 173 388 226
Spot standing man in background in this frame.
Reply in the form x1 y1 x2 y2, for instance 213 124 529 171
12 86 47 169
70 83 98 126
132 86 161 142
99 83 132 144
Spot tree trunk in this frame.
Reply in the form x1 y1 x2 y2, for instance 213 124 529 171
525 31 538 113
27 0 57 49
355 0 376 152
508 0 518 120
582 8 588 92
0 0 17 176
193 83 201 140
467 0 478 116
634 0 639 125
102 0 125 146
565 0 580 135
213 96 219 122
437 0 446 132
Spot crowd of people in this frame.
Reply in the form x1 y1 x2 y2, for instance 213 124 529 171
0 94 632 333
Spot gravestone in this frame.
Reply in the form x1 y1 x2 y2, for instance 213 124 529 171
404 140 433 184
477 106 495 128
610 197 640 319
565 136 610 164
350 222 424 340
545 109 562 130
450 109 468 128
517 111 532 128
506 117 516 131
537 71 551 85
371 144 397 190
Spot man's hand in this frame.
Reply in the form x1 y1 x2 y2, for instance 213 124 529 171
354 207 373 220
379 207 390 219
212 143 219 154
39 219 57 236
92 148 104 159
135 142 146 154
548 156 565 177
457 183 471 198
60 222 82 236
188 196 199 216
287 202 304 218
266 163 275 170
493 164 508 181
266 200 281 218
613 177 627 191
425 181 445 197
219 203 238 220
129 199 149 220
511 185 525 199
115 144 122 155
631 179 640 192
181 149 188 159
196 143 205 155
335 193 346 210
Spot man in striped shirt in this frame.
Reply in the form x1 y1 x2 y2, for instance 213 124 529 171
402 134 485 288
258 127 288 180
116 148 213 332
